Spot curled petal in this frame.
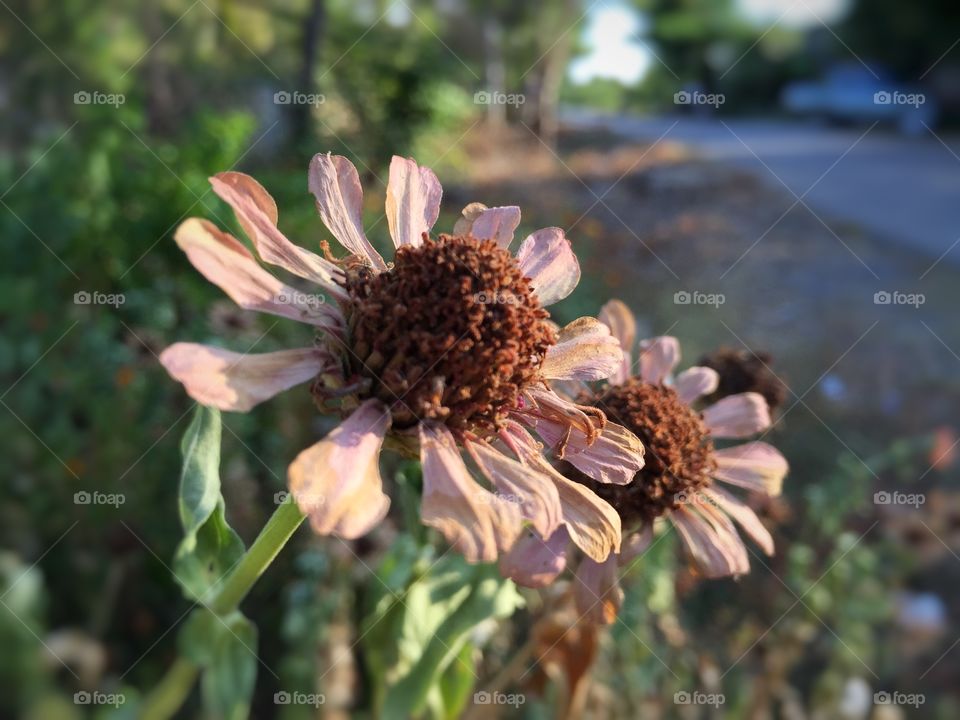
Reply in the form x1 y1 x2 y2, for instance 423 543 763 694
499 527 569 588
209 172 346 297
573 555 623 625
516 227 580 306
419 422 521 563
701 487 774 555
454 203 521 248
712 442 788 496
637 336 681 385
465 439 562 540
598 299 635 384
674 366 720 404
703 392 771 438
672 506 749 579
541 317 623 381
160 343 335 412
308 154 387 272
517 386 605 443
386 156 442 248
174 218 344 330
530 416 644 486
287 400 391 539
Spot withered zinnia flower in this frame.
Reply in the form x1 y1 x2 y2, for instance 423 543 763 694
160 155 644 565
502 300 788 623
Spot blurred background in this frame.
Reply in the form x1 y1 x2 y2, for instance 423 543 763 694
2 0 959 717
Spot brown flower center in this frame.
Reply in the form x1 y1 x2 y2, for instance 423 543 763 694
341 234 555 434
575 379 716 526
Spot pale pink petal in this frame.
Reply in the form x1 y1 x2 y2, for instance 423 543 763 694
675 366 720 404
461 205 521 248
701 487 774 555
209 172 346 298
419 422 521 563
598 299 636 385
174 218 344 330
541 317 623 381
515 227 580 306
530 416 644 486
573 555 623 625
502 423 621 562
452 202 487 236
637 336 681 385
695 499 751 573
621 525 654 563
712 442 788 496
702 392 771 438
671 506 748 579
499 527 569 588
159 343 334 412
465 439 563 539
307 154 387 271
516 385 605 442
287 400 391 539
385 156 442 249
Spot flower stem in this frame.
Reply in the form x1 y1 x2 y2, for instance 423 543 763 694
140 496 306 720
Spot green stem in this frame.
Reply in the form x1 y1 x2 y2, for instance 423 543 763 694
140 496 306 720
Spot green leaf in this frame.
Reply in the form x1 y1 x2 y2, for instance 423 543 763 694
173 406 245 601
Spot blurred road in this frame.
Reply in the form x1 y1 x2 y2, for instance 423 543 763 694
565 112 960 263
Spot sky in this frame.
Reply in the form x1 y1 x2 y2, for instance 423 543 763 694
568 0 850 86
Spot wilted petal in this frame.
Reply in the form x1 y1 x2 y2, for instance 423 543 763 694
712 441 787 496
531 416 644 486
541 317 622 381
174 218 344 330
465 439 562 539
672 506 749 579
703 392 771 438
701 486 774 555
287 400 391 539
209 172 346 298
516 227 580 306
386 156 442 248
621 525 654 563
598 299 636 385
637 336 680 385
499 527 569 588
675 366 720 404
160 343 334 412
573 555 623 625
460 204 521 248
307 154 387 271
419 422 521 563
517 386 605 442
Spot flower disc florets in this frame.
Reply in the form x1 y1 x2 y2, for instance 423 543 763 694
342 234 556 434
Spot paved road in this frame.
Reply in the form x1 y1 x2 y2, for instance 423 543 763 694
565 112 960 263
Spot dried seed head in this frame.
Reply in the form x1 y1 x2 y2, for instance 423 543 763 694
575 379 715 526
341 234 555 434
699 347 787 412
